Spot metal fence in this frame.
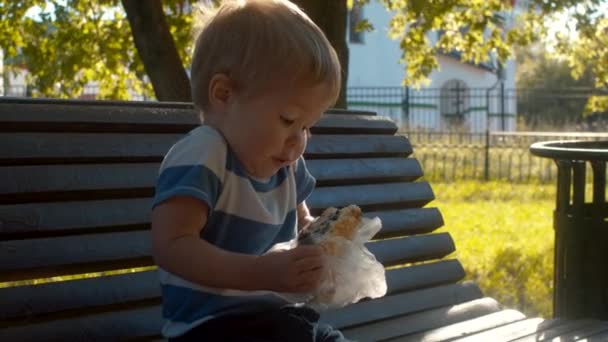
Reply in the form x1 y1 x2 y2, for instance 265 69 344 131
403 130 608 183
348 86 517 133
348 86 608 182
1 84 150 101
348 86 608 132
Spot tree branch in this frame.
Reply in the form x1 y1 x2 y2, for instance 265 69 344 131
121 0 191 102
292 0 348 108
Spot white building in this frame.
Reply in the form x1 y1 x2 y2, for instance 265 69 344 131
346 2 518 132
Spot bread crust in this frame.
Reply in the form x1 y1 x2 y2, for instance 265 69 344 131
299 205 362 255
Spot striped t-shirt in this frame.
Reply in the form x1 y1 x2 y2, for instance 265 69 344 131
152 125 316 338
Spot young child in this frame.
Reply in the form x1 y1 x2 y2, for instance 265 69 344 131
150 0 348 340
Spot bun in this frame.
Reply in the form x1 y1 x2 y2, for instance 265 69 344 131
298 205 362 255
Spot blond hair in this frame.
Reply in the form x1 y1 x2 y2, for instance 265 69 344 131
190 0 341 114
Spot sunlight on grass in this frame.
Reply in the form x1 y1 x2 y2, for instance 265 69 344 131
0 266 157 289
432 180 556 317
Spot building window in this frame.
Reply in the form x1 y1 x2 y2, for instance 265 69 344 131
349 4 364 44
440 79 469 128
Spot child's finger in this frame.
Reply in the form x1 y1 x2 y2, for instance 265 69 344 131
294 277 321 293
298 267 324 285
291 245 324 258
293 255 324 272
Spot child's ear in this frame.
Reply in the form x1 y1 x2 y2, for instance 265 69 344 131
208 74 233 112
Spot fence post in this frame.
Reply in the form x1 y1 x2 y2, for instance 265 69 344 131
402 86 409 130
500 82 506 131
484 129 490 181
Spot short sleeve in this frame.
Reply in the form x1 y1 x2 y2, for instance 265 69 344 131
152 129 224 210
294 157 316 204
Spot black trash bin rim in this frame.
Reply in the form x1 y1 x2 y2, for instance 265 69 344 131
530 140 608 161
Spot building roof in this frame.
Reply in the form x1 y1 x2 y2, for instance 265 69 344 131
438 50 497 73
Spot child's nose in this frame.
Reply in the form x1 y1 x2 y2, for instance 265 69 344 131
287 128 307 147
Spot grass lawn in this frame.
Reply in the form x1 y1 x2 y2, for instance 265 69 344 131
430 180 556 317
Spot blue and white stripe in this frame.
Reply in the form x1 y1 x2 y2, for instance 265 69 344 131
152 125 316 338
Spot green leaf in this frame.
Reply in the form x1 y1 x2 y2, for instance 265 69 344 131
1 0 195 100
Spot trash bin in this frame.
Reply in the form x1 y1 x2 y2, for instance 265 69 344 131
530 140 608 320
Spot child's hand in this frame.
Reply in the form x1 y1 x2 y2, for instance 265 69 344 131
256 245 324 293
298 215 316 232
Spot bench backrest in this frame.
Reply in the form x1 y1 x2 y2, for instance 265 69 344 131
0 99 477 340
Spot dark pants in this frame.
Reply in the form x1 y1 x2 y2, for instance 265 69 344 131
169 306 350 342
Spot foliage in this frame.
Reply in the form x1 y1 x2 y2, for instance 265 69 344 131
585 95 608 116
2 0 607 101
515 43 601 125
516 44 595 90
349 0 607 90
433 180 555 317
569 15 608 114
0 0 197 99
556 12 608 90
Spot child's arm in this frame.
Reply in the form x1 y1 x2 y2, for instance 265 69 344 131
297 201 315 232
151 196 324 293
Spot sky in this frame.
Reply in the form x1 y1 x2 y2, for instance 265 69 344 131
544 1 608 53
24 1 120 21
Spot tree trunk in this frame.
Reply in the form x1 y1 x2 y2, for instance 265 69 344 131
121 0 191 102
293 0 349 109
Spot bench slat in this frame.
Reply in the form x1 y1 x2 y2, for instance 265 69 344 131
0 304 162 341
386 259 465 295
0 163 158 195
308 181 434 214
0 98 373 115
0 115 398 135
586 328 608 341
0 271 160 321
510 319 598 342
541 321 608 341
0 132 177 164
369 232 455 266
306 135 412 158
449 317 557 341
396 309 527 342
0 158 420 196
342 297 505 342
308 157 422 185
372 207 444 238
0 198 151 236
0 231 453 281
0 101 392 134
0 134 410 165
0 230 153 282
320 281 484 329
315 114 396 134
0 260 464 322
1 200 442 239
2 180 434 218
2 177 426 211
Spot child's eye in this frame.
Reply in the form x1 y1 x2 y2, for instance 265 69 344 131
280 116 295 125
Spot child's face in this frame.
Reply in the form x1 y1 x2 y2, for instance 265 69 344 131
221 82 332 179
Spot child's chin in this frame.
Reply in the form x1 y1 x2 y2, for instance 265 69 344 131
250 168 277 180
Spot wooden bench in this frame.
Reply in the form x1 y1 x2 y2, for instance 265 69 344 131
1 98 608 341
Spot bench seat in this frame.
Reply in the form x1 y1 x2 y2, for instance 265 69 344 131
1 99 607 341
